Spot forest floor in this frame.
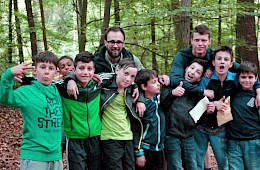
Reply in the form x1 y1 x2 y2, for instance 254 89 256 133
0 104 217 170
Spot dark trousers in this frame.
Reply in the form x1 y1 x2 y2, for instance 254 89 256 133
67 136 101 170
102 140 135 170
136 149 164 170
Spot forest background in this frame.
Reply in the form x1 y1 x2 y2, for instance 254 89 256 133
0 0 259 169
0 0 260 76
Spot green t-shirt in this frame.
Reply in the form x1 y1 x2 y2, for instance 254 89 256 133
101 92 133 140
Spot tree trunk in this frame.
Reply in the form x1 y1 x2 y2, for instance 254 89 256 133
75 0 87 53
114 0 120 25
8 0 12 63
218 0 222 45
74 0 81 51
236 0 259 71
151 0 157 71
14 0 24 63
172 0 191 51
25 0 37 62
99 0 111 47
39 0 48 51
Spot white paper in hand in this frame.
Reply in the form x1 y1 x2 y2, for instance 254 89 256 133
189 96 210 123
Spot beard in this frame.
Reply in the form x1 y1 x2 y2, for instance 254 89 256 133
107 48 122 58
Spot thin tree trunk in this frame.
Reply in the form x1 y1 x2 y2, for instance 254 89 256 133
14 0 24 63
8 0 13 63
218 0 222 45
151 0 157 70
99 0 111 47
236 0 259 71
114 0 120 25
25 0 37 62
75 0 81 51
39 0 48 50
74 0 87 52
79 0 87 52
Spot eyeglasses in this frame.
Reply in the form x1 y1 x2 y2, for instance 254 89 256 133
106 40 124 46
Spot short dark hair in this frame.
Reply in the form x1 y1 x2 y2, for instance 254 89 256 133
105 26 125 41
74 51 94 68
35 51 59 67
238 61 258 77
213 46 234 61
58 55 73 65
117 58 137 70
189 58 207 75
191 24 211 39
135 69 158 92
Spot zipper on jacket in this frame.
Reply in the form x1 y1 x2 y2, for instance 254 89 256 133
143 124 150 139
69 111 73 130
155 100 161 151
86 88 91 138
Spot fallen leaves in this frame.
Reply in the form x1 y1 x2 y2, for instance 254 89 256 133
0 104 22 170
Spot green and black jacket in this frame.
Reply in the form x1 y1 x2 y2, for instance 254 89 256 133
56 79 102 139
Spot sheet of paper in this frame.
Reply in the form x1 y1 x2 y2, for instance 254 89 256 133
189 96 209 123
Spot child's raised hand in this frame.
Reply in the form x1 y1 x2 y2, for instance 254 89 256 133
67 80 79 100
11 62 34 79
136 155 146 167
136 102 146 117
207 102 215 114
214 96 227 112
172 81 185 96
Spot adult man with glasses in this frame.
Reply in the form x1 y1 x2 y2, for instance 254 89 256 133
94 26 144 73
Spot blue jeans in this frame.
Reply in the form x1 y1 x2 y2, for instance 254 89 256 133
193 128 228 170
20 159 63 170
165 135 197 170
227 139 260 170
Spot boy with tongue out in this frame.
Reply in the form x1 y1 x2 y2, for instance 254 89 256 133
194 46 239 170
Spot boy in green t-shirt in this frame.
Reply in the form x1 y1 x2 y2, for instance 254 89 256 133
0 51 63 170
99 58 145 170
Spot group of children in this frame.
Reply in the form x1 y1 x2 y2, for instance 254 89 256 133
0 45 260 170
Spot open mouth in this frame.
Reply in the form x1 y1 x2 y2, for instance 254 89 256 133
188 74 194 79
219 65 225 71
